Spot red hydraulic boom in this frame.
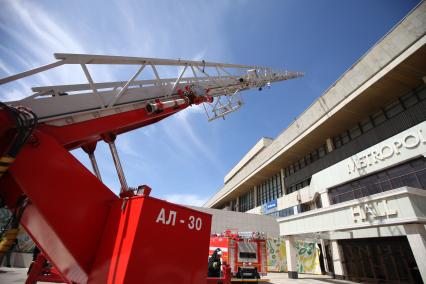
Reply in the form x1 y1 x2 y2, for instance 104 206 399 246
0 53 302 283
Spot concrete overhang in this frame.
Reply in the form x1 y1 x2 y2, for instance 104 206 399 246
224 137 273 184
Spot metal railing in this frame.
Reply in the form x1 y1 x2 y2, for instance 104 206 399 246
330 168 426 204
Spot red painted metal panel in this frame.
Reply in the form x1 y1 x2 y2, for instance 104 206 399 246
4 130 117 283
39 105 186 150
209 236 230 264
89 195 212 284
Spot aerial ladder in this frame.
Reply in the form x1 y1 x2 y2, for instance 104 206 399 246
0 53 302 283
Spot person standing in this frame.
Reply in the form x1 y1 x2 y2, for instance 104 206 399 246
208 248 222 277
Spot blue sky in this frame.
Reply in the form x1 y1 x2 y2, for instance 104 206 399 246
0 0 420 206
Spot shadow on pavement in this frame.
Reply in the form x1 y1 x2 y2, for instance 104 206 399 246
300 278 351 284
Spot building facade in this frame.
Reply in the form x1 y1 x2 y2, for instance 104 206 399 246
204 2 426 283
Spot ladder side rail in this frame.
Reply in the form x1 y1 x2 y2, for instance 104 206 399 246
53 53 261 69
0 60 65 85
30 75 238 94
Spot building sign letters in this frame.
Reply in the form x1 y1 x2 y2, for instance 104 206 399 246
348 128 426 174
352 199 397 223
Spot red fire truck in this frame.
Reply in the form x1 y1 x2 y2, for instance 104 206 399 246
209 231 267 280
0 53 300 283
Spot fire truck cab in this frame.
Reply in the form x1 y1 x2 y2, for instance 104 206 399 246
209 231 267 280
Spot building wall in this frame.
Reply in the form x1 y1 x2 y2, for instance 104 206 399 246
190 206 279 237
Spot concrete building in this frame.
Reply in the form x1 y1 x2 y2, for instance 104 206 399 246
191 206 279 237
204 2 426 283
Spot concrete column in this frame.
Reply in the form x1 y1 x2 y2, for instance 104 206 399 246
320 191 330 207
331 240 345 279
320 239 330 273
280 168 287 195
326 138 334 153
404 224 426 282
285 236 298 279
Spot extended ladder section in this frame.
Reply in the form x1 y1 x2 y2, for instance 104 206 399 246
1 53 303 126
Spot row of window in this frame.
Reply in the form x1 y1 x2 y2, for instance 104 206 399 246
238 189 254 212
268 206 294 218
256 173 283 206
287 178 311 194
283 145 327 178
333 88 425 150
228 172 283 212
329 158 426 205
267 202 311 218
284 86 426 189
234 156 426 213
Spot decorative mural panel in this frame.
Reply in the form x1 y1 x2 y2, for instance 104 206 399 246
0 207 35 253
296 240 321 274
266 237 321 274
266 237 287 272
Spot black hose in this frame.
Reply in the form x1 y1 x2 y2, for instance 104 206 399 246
0 102 37 158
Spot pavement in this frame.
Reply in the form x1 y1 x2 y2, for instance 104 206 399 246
263 273 355 284
0 267 356 283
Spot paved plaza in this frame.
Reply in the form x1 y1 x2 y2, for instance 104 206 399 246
0 267 356 284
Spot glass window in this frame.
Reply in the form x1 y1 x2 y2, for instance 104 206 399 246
256 188 260 206
372 110 386 126
329 157 426 204
418 88 426 101
294 161 300 171
305 154 312 165
318 145 326 157
341 131 350 145
385 101 404 118
401 92 418 108
300 203 310 213
311 149 319 162
299 158 306 169
410 158 426 170
417 169 426 188
289 165 294 175
360 118 373 132
401 173 420 188
349 125 362 139
333 136 342 149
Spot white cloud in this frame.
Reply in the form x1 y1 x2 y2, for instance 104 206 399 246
116 134 140 157
167 107 223 171
163 193 208 206
1 0 232 195
0 88 26 102
0 60 32 101
8 1 84 54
